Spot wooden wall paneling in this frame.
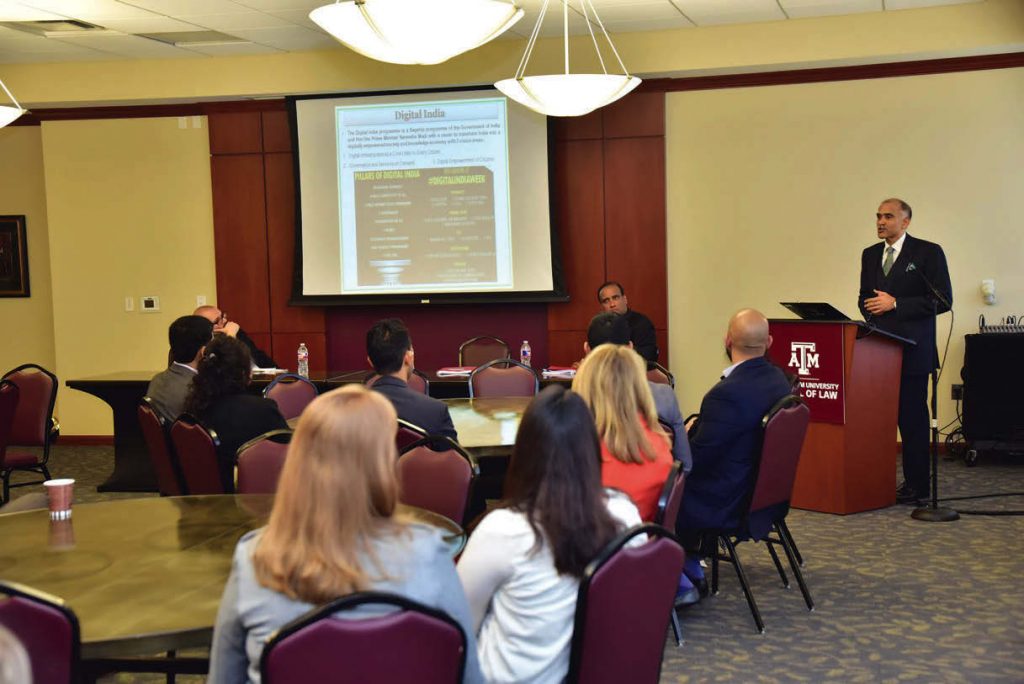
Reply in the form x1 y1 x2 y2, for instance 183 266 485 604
547 139 606 332
209 154 272 332
655 329 669 370
272 333 327 373
602 136 667 329
264 152 325 335
552 110 603 141
602 92 665 139
208 112 263 155
261 111 292 153
548 329 586 367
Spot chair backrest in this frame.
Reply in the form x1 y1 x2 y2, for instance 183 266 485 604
0 580 81 684
398 436 479 526
468 358 539 399
568 524 684 684
458 335 510 367
138 397 186 496
749 395 811 513
646 362 675 389
264 373 319 421
1 364 57 449
169 416 225 494
367 370 430 396
260 592 466 684
654 460 685 530
236 429 293 494
396 419 429 451
0 380 20 467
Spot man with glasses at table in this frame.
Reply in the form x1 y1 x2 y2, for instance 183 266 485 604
194 305 278 369
597 280 659 367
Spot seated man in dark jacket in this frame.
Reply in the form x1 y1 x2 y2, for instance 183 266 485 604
367 318 457 441
147 315 213 423
676 309 791 591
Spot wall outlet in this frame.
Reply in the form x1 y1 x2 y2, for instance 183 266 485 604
951 383 963 401
140 296 160 313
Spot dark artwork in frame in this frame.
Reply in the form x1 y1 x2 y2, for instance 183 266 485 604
0 215 30 297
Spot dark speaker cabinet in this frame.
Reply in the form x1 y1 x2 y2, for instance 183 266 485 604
962 333 1024 447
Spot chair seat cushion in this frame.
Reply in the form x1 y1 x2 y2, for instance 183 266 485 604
2 451 41 467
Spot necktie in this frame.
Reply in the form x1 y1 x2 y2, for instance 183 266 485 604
882 246 895 276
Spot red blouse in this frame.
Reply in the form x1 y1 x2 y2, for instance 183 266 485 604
600 417 673 521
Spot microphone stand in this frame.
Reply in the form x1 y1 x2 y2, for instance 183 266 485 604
909 268 959 522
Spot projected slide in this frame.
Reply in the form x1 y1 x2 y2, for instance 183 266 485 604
337 99 512 293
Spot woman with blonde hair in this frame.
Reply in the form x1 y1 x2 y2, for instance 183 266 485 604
572 343 672 521
209 385 482 684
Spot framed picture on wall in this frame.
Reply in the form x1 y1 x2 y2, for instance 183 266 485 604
0 215 30 298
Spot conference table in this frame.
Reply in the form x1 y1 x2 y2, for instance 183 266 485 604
67 372 540 493
0 495 463 678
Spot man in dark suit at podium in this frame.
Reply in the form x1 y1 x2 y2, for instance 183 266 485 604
859 198 952 505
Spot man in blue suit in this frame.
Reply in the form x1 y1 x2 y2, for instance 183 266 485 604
675 309 791 592
367 318 458 441
859 198 951 504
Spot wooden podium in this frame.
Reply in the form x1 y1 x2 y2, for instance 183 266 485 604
767 320 908 514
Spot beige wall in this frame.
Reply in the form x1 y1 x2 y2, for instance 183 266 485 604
0 126 55 376
41 117 217 435
667 66 1024 429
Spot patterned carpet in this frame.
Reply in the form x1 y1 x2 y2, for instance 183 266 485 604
5 445 1024 683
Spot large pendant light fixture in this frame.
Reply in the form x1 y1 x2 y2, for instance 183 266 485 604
495 0 640 117
0 76 26 128
310 0 524 66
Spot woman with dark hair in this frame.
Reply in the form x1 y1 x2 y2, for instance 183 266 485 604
457 385 641 683
183 335 287 492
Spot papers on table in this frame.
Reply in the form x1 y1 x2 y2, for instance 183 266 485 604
542 366 576 379
437 366 476 377
252 367 287 375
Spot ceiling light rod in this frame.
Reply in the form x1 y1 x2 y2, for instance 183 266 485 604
511 0 629 81
0 76 26 128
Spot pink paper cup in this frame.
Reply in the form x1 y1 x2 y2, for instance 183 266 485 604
43 478 75 520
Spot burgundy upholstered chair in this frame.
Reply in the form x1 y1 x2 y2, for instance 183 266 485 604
398 435 479 526
710 394 813 633
654 461 686 646
0 364 59 504
396 419 429 452
0 380 20 505
139 397 187 496
0 580 81 684
260 592 467 684
264 374 318 421
366 369 430 395
236 429 293 495
567 524 684 684
468 358 539 399
169 415 225 494
457 336 510 367
646 362 675 389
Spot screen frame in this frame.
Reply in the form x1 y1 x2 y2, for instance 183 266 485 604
287 85 567 307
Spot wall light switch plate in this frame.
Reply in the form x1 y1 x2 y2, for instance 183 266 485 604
196 295 207 307
124 296 134 312
140 296 160 313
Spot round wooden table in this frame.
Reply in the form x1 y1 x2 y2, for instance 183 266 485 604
0 495 464 663
443 396 531 455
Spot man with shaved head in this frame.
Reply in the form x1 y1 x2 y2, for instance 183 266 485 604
674 309 792 598
194 305 277 369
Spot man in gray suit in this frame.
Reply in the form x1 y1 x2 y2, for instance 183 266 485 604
147 315 214 423
583 312 691 472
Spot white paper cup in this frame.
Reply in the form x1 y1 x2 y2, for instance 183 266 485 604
43 478 75 520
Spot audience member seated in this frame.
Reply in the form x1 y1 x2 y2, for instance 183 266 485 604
584 312 692 471
675 308 791 597
366 318 457 441
183 336 287 492
209 385 482 684
457 386 640 684
146 315 213 423
194 305 277 369
573 344 673 522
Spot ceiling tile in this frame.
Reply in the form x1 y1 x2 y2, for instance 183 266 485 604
780 0 881 18
602 16 695 31
264 8 319 29
181 11 293 30
0 1 65 20
592 2 688 22
0 35 105 54
50 32 202 57
121 0 248 13
672 0 785 25
227 24 337 50
15 0 157 19
231 0 322 9
886 0 982 8
96 15 204 32
181 40 281 55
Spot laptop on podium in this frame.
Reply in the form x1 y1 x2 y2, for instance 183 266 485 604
780 302 852 321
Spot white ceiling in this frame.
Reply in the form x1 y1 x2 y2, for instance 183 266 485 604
0 0 984 64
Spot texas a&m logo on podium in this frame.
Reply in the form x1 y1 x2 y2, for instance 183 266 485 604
768 324 846 424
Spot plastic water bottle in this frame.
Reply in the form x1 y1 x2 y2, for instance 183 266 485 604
297 342 309 378
520 340 532 367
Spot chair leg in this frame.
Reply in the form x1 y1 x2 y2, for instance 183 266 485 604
669 610 683 647
40 464 52 481
2 471 9 505
778 528 814 611
166 650 176 684
711 539 721 596
722 536 765 634
778 519 804 567
766 540 790 588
